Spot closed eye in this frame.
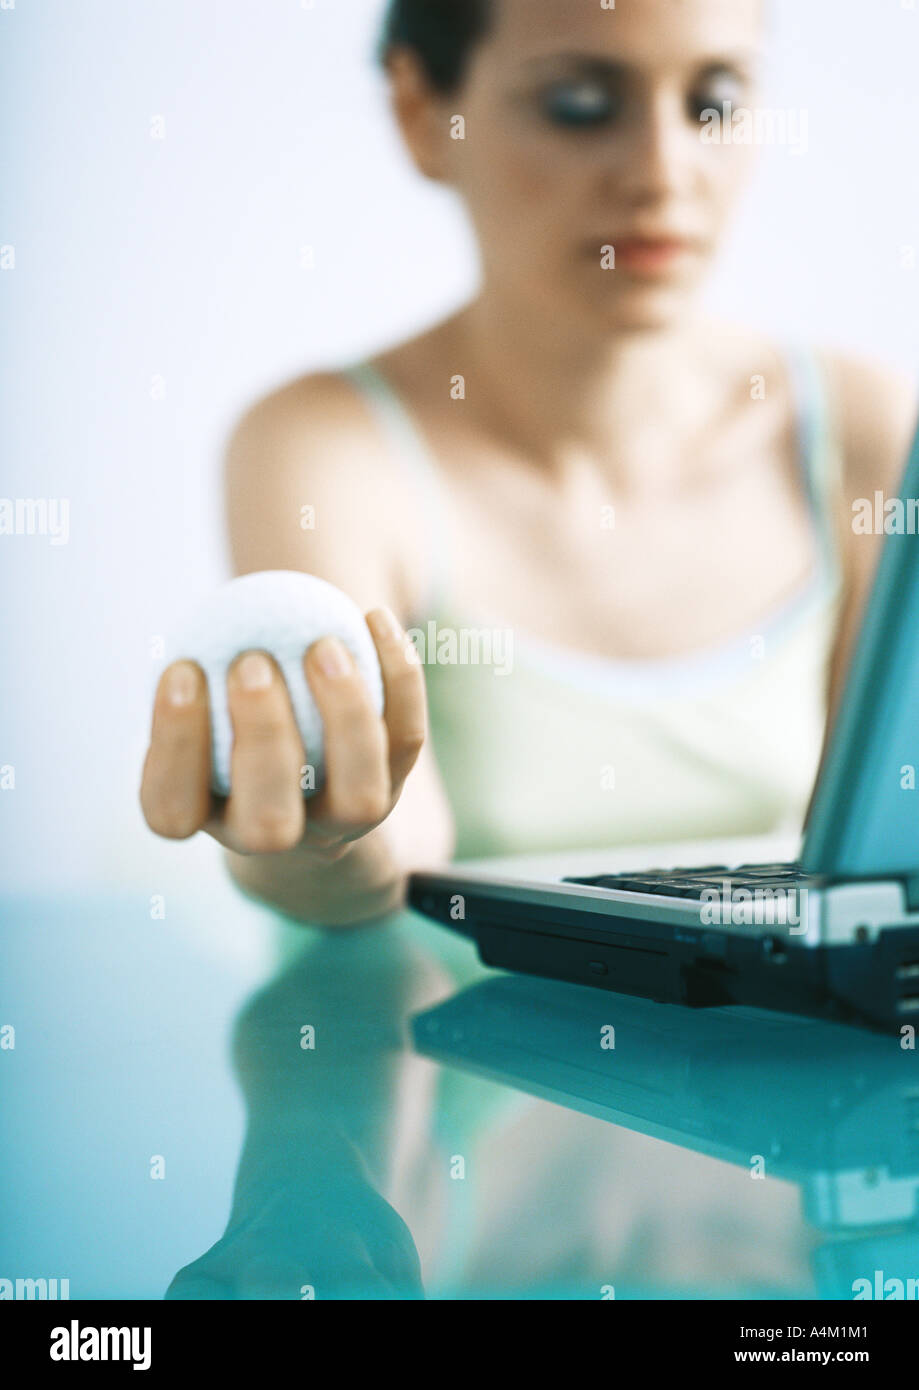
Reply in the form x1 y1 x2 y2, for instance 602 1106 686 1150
687 67 752 124
539 79 623 130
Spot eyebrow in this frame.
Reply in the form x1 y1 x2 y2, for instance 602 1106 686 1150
519 52 761 79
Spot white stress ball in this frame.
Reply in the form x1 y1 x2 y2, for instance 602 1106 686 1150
172 571 384 799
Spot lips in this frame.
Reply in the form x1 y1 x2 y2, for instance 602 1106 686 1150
610 236 697 275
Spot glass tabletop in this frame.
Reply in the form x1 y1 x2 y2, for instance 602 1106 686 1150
2 891 917 1302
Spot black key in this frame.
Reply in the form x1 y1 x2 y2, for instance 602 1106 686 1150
563 863 815 898
669 865 731 875
565 875 708 898
564 864 730 888
563 875 660 892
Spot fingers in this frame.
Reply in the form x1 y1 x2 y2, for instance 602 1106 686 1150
167 1239 411 1301
142 610 426 857
140 661 212 839
365 608 426 794
304 637 390 832
223 652 307 854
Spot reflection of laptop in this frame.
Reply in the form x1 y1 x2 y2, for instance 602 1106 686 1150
412 978 919 1296
409 418 919 1033
411 977 919 1232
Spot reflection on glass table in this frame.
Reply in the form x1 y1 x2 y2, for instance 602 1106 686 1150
168 922 918 1299
413 976 919 1299
5 893 915 1300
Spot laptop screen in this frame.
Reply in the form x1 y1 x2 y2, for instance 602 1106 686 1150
802 407 919 879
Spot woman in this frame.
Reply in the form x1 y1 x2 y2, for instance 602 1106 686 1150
151 0 919 1300
141 0 915 928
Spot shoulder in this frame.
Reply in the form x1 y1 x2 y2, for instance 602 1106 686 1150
225 370 395 490
812 352 917 612
705 326 916 491
223 369 428 615
816 350 917 497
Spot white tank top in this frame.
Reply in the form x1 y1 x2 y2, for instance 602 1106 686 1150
342 351 844 859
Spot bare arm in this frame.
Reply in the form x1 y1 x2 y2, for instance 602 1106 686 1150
822 355 918 734
799 355 919 838
141 373 455 926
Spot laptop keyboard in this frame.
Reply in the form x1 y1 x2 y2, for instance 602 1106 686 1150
562 862 814 900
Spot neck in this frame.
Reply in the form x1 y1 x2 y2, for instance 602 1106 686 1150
450 288 718 479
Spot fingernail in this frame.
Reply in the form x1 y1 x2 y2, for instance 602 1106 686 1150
166 662 199 707
235 652 274 691
368 607 403 642
313 636 352 678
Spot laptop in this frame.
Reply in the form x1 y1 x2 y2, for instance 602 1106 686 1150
409 414 919 1034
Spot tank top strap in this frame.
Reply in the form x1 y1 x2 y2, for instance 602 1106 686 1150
782 343 846 592
342 361 452 622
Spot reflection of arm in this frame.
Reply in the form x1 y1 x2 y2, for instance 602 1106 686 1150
167 919 450 1298
229 918 448 1208
221 373 456 926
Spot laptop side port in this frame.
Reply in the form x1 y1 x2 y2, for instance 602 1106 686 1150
895 957 919 1017
824 926 919 1031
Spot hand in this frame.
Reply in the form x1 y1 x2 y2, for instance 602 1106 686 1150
140 607 425 862
165 1170 424 1301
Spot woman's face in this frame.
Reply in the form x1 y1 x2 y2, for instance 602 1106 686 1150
414 0 764 333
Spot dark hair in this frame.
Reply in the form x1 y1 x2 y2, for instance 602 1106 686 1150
379 0 493 93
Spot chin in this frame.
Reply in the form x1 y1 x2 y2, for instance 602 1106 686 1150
582 285 697 335
559 260 707 336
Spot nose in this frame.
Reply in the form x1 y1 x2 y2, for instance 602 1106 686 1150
611 90 699 207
